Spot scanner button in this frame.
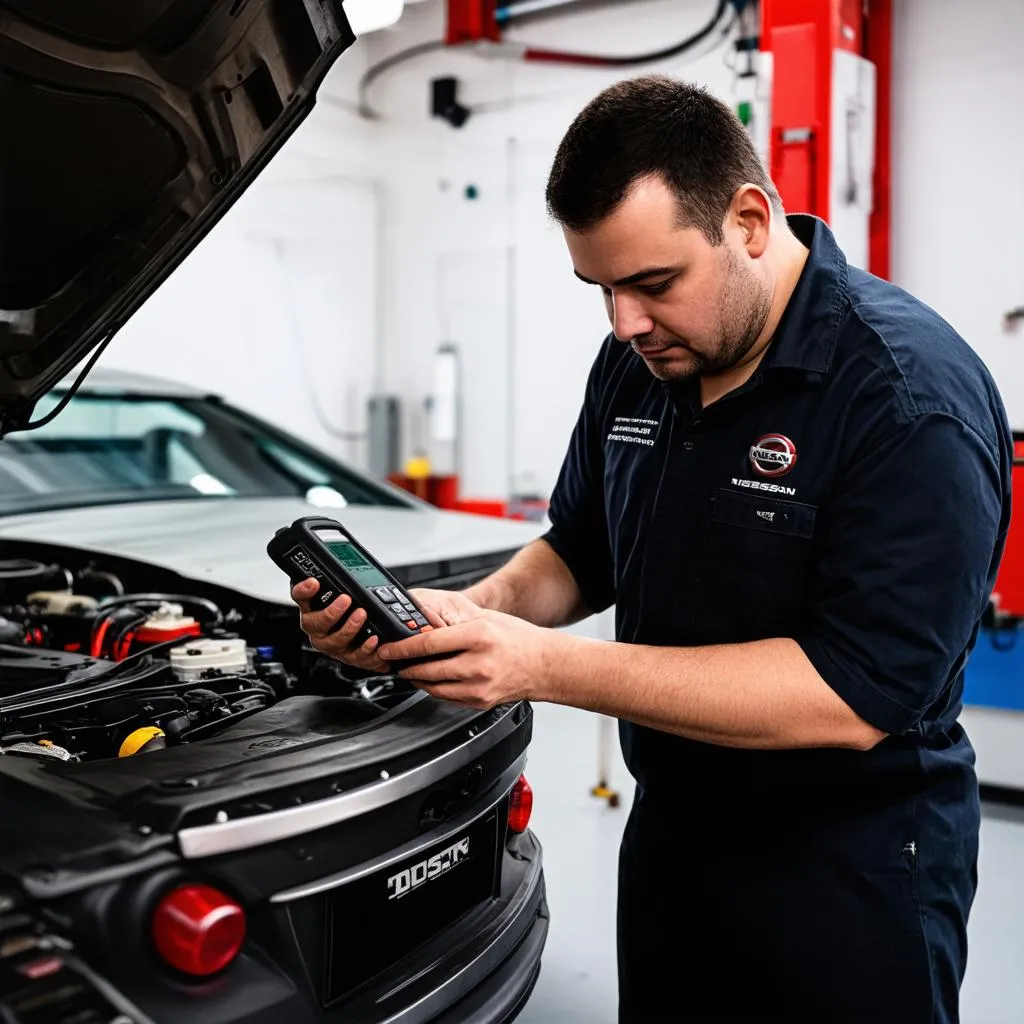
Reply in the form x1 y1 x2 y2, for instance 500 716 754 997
389 602 406 616
413 614 429 627
375 587 394 602
404 620 418 630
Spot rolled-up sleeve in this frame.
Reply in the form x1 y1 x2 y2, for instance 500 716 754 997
541 347 616 616
795 411 1009 736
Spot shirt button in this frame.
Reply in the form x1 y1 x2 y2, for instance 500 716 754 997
682 440 694 451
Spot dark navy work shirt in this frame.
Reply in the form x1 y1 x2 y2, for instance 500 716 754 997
544 215 1012 836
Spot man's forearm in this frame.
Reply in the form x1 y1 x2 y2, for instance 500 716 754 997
541 633 886 751
464 539 590 628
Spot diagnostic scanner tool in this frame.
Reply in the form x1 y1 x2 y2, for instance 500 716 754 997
268 516 433 653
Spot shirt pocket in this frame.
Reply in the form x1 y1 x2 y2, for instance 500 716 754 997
711 488 817 538
695 489 818 641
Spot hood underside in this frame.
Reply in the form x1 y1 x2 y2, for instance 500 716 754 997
0 0 354 434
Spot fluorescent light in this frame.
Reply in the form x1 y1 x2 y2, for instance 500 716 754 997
345 0 404 34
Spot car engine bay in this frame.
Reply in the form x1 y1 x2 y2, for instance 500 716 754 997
0 553 410 765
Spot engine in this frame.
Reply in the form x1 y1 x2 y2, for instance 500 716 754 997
0 556 401 764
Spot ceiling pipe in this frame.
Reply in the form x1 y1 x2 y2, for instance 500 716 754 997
496 0 633 24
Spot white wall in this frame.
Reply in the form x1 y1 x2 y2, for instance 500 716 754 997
891 0 1024 429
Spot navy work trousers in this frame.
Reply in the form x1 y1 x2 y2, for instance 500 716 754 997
616 786 978 1023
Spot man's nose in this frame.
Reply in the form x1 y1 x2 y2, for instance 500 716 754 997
612 294 654 343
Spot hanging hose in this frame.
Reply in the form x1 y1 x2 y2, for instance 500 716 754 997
521 0 730 67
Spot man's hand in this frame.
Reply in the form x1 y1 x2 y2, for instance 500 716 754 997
289 582 486 675
291 579 391 673
378 600 561 710
407 588 486 627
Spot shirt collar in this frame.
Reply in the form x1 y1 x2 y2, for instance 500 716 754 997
759 213 849 377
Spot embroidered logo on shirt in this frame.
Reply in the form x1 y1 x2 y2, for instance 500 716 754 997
607 416 659 448
756 510 775 522
731 477 797 497
749 434 797 477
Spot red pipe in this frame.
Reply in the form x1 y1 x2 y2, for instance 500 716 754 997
521 47 615 66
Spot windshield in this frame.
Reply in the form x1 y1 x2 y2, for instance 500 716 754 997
0 390 412 515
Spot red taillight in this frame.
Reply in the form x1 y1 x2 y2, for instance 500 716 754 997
508 775 533 834
151 884 246 977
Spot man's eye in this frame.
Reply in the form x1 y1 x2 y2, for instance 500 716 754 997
639 280 672 296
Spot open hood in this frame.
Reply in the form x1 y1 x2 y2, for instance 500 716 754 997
0 498 547 603
0 0 355 435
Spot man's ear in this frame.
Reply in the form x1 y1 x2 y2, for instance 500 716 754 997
731 185 772 258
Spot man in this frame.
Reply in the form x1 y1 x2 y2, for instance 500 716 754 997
292 76 1012 1022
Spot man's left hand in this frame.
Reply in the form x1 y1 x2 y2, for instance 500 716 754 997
378 596 558 710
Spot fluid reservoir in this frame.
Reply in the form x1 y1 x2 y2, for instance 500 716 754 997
170 638 249 682
135 603 201 645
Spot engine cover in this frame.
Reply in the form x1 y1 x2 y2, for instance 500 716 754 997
0 646 111 698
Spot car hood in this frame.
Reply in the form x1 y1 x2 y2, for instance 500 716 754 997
0 1 355 435
0 498 546 604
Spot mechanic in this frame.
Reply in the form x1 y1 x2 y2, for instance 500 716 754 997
292 76 1012 1023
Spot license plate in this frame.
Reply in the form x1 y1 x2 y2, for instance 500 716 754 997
323 811 499 1004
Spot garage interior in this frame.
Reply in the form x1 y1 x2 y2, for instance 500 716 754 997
1 0 1023 1021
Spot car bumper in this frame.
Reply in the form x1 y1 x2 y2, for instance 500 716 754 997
63 829 548 1024
430 887 548 1024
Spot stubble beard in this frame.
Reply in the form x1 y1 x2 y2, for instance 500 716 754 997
634 252 772 383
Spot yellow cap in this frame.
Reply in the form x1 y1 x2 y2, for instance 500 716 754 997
119 726 165 758
405 454 431 479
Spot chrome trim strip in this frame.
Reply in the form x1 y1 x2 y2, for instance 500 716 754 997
270 752 527 904
176 708 520 859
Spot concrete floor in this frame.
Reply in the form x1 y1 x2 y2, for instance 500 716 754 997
517 702 1024 1024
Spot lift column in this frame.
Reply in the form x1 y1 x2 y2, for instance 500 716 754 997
760 0 891 279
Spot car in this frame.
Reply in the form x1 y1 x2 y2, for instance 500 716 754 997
0 4 549 1023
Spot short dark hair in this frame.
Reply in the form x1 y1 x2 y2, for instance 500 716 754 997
545 75 783 244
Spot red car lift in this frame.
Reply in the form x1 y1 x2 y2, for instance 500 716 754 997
445 0 501 45
760 0 892 280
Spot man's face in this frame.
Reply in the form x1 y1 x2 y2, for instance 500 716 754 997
564 176 772 383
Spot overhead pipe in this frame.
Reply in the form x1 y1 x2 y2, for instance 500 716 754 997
496 0 630 25
514 0 732 68
358 0 741 119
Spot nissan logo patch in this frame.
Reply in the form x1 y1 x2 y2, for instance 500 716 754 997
749 434 797 477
